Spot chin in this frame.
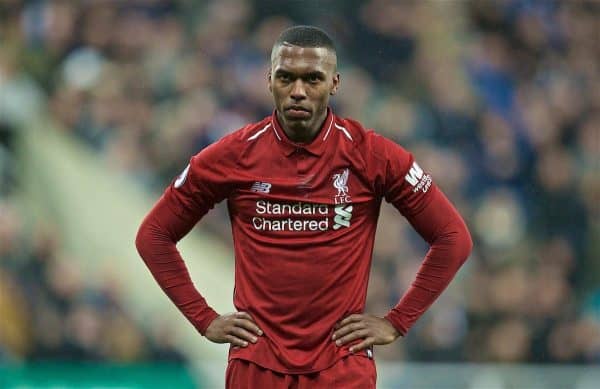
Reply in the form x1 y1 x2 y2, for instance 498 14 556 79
285 119 309 130
283 115 310 126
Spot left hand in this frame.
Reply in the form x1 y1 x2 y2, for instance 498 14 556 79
332 314 401 353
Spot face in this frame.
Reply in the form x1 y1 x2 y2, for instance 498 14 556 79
269 44 340 141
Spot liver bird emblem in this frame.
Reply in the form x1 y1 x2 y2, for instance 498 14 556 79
333 169 349 196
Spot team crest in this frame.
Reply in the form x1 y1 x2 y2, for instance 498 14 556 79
332 168 352 204
332 168 353 229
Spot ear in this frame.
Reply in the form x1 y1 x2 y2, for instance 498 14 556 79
267 70 272 93
330 73 340 96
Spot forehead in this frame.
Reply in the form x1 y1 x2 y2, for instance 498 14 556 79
271 44 336 73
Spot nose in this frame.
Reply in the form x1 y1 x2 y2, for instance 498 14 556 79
290 79 307 101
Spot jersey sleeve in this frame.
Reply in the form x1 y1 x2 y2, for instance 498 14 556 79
163 138 234 222
369 133 472 335
135 138 235 335
372 134 437 214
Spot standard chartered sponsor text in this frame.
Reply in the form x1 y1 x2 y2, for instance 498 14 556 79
253 200 329 231
252 217 329 231
256 200 328 215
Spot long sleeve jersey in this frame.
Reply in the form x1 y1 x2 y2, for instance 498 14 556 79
135 109 472 374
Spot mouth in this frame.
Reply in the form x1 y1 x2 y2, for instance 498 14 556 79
284 105 312 119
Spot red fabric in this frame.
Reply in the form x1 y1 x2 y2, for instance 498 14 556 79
135 109 472 373
226 355 376 389
384 188 473 335
135 195 219 335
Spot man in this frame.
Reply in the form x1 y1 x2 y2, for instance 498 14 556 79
136 25 472 388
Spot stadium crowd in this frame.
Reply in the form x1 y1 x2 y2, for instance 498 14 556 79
0 197 185 363
0 123 185 363
1 0 598 364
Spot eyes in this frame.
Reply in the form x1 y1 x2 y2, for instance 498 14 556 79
307 74 322 83
276 72 324 85
277 73 291 83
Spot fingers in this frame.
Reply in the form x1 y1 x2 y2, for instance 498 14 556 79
335 314 363 329
225 334 250 348
349 338 375 353
229 326 259 344
225 312 263 348
335 329 369 347
206 312 264 347
234 311 253 321
332 321 364 340
332 314 399 351
234 315 263 336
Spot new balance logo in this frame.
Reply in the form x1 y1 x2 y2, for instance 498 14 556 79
404 161 424 186
251 182 272 193
333 204 353 230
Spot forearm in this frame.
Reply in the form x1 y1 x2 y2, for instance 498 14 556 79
135 197 219 334
385 190 472 335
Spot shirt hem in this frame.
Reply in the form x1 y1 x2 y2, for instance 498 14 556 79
227 350 356 375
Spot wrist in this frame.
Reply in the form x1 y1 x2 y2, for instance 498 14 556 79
197 308 220 336
383 312 407 337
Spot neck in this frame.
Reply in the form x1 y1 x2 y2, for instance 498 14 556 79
277 109 328 143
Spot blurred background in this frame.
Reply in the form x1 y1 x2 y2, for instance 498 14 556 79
0 0 598 388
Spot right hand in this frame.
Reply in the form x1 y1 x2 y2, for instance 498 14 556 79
205 311 263 347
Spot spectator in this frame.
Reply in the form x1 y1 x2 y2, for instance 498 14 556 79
1 0 597 364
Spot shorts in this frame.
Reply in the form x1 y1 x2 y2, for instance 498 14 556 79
225 355 376 389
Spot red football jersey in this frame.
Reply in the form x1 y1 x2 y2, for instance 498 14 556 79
136 109 472 373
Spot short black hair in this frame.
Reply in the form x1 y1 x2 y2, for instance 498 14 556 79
273 25 336 54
